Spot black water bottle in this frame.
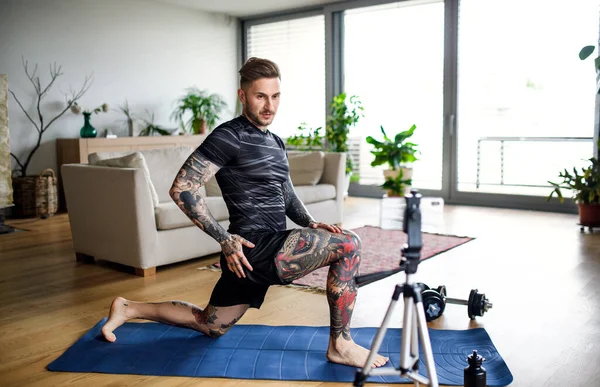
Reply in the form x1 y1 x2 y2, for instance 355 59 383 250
464 350 486 387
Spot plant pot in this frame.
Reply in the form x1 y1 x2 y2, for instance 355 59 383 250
383 167 413 196
578 203 600 226
11 168 58 218
192 119 207 135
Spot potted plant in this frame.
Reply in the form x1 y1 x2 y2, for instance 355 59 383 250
366 124 419 196
9 59 92 218
547 146 600 227
325 93 363 172
171 87 227 135
324 93 363 194
139 110 177 136
286 122 323 151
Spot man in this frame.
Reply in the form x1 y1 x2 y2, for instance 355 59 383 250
101 57 388 368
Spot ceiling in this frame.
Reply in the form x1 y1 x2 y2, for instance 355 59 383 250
153 0 345 18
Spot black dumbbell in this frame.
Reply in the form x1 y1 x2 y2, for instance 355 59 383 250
421 285 493 322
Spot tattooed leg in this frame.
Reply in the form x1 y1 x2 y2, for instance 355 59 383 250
274 229 388 368
101 297 248 342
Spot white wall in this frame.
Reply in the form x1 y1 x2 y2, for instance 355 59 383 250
0 0 239 176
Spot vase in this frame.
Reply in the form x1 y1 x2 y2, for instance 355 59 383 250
80 112 97 138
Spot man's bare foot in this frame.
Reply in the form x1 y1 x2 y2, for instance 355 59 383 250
327 338 389 368
101 297 134 342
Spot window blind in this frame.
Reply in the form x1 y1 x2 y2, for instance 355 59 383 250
246 15 326 138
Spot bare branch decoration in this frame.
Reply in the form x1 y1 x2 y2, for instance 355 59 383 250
9 57 93 177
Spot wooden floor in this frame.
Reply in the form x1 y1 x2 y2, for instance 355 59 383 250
1 197 599 387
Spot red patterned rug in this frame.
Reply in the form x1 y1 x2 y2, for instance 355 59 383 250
200 226 473 293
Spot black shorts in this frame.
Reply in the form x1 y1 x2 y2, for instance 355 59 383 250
209 229 294 309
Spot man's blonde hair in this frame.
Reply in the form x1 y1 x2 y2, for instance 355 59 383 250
239 57 281 90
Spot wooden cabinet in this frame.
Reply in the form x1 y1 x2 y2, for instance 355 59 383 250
55 135 206 210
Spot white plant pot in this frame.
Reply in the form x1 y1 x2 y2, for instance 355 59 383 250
383 167 413 196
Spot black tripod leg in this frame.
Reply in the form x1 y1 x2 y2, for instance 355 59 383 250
414 297 439 387
354 285 403 387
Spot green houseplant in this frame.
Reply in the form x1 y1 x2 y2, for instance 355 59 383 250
547 141 600 226
286 122 323 151
325 93 363 174
171 87 227 135
366 124 419 196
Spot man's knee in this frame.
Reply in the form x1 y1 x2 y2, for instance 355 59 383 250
341 229 362 256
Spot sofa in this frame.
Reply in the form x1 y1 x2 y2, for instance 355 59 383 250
61 145 346 276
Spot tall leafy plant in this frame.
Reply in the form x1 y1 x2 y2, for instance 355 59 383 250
171 87 226 134
366 124 419 170
325 93 363 173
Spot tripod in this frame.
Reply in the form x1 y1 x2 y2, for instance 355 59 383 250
353 190 439 387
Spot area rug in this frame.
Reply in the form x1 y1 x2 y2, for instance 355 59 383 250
200 226 474 293
47 318 513 386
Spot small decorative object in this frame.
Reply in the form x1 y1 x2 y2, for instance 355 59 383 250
367 124 419 197
71 102 108 138
171 87 227 134
103 129 117 139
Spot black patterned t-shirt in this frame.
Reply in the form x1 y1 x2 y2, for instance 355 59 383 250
194 115 289 235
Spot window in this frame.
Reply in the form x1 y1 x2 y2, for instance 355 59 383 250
246 15 326 138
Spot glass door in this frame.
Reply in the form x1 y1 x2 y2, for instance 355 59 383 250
343 0 446 192
455 0 599 198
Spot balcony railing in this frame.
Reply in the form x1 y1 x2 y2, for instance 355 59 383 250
476 136 594 189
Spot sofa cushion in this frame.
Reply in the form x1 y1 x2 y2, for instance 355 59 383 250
155 196 229 230
288 151 325 186
89 152 160 207
293 184 336 205
89 146 205 203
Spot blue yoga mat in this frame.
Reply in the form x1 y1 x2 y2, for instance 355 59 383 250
48 318 513 385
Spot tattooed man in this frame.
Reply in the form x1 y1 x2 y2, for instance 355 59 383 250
101 57 388 368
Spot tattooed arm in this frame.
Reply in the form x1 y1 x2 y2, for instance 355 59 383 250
169 151 255 277
282 176 315 227
282 176 343 233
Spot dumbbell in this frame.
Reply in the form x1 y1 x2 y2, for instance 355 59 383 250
416 283 493 322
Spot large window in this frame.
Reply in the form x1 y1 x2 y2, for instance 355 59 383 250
344 1 445 190
246 15 326 138
456 0 599 196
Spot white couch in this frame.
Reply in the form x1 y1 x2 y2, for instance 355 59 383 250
61 145 346 276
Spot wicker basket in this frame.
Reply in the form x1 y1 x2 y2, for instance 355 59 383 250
12 168 58 218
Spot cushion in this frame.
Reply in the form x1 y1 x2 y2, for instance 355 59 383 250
89 152 160 207
139 147 197 203
293 184 336 204
89 146 206 203
288 151 325 186
155 196 229 230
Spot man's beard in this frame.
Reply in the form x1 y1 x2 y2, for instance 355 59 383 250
244 103 274 127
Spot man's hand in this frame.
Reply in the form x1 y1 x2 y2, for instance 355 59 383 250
220 235 255 278
309 221 342 234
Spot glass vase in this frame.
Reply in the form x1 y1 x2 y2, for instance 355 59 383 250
80 112 97 138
